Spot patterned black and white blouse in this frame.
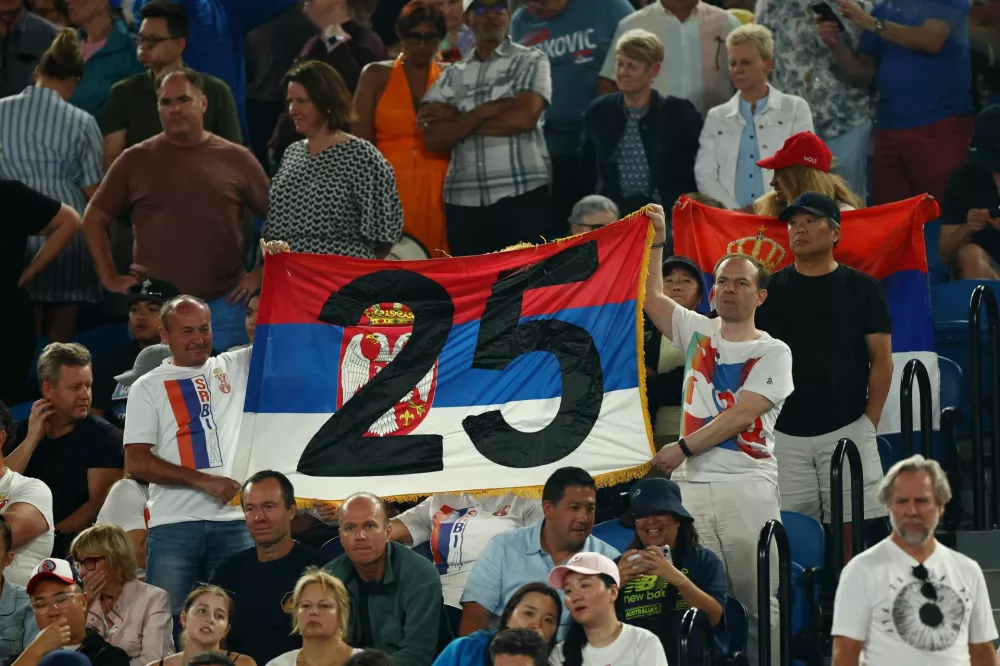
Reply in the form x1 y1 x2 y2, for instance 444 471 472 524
264 137 403 257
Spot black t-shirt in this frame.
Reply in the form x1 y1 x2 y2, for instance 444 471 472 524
0 180 60 318
80 627 130 666
209 542 328 666
8 414 124 524
754 264 893 436
614 547 729 664
942 161 1000 260
91 340 143 431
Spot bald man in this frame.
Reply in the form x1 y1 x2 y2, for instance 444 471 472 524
325 493 448 665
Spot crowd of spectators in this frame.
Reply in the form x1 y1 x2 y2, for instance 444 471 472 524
0 0 999 664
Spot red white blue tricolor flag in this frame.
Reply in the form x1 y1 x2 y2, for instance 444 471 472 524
235 214 657 501
673 195 941 434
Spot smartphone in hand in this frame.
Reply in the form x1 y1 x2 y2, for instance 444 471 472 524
813 1 846 31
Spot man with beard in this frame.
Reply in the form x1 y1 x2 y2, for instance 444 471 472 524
459 467 620 639
832 456 998 666
210 471 326 665
7 343 123 558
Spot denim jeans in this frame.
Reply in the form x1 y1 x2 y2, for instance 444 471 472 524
824 120 872 205
206 295 249 351
147 520 253 618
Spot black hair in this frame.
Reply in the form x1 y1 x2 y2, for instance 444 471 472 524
140 0 190 40
0 516 12 554
542 467 596 505
395 0 447 40
0 401 13 454
559 574 619 666
712 253 770 290
494 583 563 657
241 470 295 509
489 628 548 666
186 653 235 666
627 517 700 568
344 650 393 666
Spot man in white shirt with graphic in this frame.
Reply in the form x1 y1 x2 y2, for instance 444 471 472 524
833 455 998 666
642 204 794 666
122 294 254 621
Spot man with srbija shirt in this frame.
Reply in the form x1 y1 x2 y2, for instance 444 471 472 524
389 493 543 608
122 295 254 621
642 204 793 666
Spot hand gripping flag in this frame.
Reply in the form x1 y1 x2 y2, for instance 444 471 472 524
235 213 657 502
673 195 941 434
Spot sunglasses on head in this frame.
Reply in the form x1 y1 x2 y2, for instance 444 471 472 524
912 564 937 601
404 32 440 45
469 3 508 16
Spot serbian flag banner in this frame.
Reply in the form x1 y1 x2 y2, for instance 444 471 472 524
673 195 940 435
234 214 656 502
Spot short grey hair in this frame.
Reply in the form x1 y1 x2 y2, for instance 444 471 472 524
569 195 619 226
160 295 210 330
338 492 389 526
37 342 91 389
877 454 952 506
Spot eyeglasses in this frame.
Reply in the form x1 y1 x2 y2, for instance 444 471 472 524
76 556 106 571
30 592 82 611
469 3 508 16
136 35 179 48
404 32 440 45
911 564 937 601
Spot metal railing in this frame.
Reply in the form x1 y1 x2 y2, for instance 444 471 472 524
680 608 715 666
900 359 933 459
830 438 865 582
757 519 792 666
970 285 1000 529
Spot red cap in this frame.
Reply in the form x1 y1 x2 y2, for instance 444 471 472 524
756 132 833 173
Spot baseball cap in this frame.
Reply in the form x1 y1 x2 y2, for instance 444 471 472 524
970 105 1000 173
27 558 83 594
662 255 708 298
127 278 180 305
548 552 620 590
114 344 173 387
756 132 833 173
621 477 693 527
778 191 841 224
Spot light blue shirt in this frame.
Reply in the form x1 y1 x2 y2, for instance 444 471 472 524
0 575 39 665
460 521 621 640
734 94 768 209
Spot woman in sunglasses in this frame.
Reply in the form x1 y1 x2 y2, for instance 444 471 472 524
70 525 173 665
352 0 451 258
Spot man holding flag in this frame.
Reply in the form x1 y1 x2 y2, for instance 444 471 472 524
643 204 794 666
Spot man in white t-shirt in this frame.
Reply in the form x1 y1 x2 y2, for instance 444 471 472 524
122 295 254 620
0 401 54 587
390 493 543 608
642 204 794 666
832 455 999 666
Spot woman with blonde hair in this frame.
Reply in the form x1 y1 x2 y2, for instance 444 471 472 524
266 569 362 666
151 586 256 666
753 131 865 218
70 525 173 665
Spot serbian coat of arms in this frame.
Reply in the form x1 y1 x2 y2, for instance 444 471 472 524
337 302 437 436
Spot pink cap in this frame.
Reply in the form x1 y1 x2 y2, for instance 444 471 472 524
548 552 620 589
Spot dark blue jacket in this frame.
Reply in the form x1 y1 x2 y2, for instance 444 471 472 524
579 90 702 215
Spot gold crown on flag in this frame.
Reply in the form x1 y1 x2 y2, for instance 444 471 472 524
363 303 415 326
726 226 785 273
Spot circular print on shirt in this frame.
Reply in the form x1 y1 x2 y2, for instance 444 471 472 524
891 581 966 651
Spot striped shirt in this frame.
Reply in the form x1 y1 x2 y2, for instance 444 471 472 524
0 85 103 303
422 39 551 207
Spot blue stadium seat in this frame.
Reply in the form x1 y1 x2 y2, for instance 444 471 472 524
877 436 894 474
725 597 748 656
320 537 344 561
780 512 824 570
940 356 963 410
591 518 634 553
9 401 32 421
70 322 130 357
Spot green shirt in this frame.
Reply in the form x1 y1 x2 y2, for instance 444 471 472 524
325 541 447 665
102 69 243 146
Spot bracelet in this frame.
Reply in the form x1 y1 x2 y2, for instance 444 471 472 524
678 438 693 458
651 242 665 249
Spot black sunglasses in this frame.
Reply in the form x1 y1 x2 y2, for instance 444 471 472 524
912 564 937 601
404 32 440 45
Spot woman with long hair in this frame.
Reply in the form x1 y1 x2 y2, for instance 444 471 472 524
754 131 865 218
353 0 450 256
0 28 103 342
432 582 561 665
615 478 728 664
71 525 172 665
149 586 256 666
548 553 667 666
266 569 362 666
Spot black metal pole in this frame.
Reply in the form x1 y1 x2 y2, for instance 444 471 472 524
830 438 865 580
679 608 715 666
900 359 933 460
970 286 999 529
757 519 792 666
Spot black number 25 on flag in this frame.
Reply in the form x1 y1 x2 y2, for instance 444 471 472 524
238 213 656 501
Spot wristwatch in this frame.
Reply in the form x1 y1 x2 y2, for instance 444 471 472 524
678 438 693 458
874 18 886 35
